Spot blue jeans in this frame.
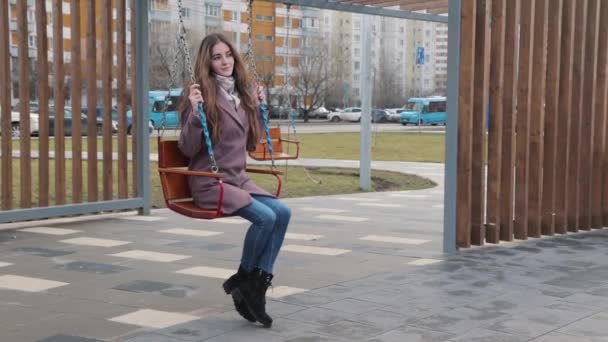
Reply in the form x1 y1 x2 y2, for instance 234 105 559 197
236 195 291 274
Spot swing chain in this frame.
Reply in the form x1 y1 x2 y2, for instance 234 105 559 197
245 0 259 82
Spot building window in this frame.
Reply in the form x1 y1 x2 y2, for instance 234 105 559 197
232 11 238 22
180 7 190 17
256 14 263 21
354 74 359 81
354 35 360 42
399 26 404 33
354 48 359 56
324 16 329 25
354 20 360 29
205 4 220 17
354 61 360 70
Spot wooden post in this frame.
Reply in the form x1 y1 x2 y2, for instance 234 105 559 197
486 0 505 243
499 0 520 241
527 0 548 237
471 0 492 245
0 0 12 210
17 0 32 208
71 0 83 204
541 0 563 236
86 1 98 202
118 0 128 199
514 0 535 240
36 0 50 207
53 0 66 205
102 0 113 201
555 0 576 234
131 0 139 198
456 0 477 248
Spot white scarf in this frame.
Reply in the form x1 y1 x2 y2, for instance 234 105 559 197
214 74 240 110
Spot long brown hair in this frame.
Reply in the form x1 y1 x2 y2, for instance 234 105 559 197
179 33 261 146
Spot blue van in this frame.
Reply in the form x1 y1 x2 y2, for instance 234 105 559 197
126 88 183 129
400 96 447 126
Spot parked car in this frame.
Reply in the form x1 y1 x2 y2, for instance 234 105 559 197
400 97 447 126
83 107 153 135
383 108 403 122
372 109 391 123
145 89 182 129
309 106 330 119
327 107 362 122
0 109 40 137
35 106 114 136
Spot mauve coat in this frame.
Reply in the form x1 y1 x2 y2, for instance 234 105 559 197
178 92 273 214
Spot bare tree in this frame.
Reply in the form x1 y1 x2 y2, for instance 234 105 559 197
292 48 331 122
373 49 403 108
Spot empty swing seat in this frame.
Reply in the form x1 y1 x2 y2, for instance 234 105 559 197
158 138 282 220
248 127 300 161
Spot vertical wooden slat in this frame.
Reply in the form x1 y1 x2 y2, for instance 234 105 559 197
541 0 563 236
457 0 477 248
102 0 113 201
17 0 32 208
568 0 587 232
471 0 491 246
527 0 548 237
580 0 600 230
0 0 12 210
86 1 98 202
486 0 505 243
499 0 519 241
513 0 535 240
555 0 576 234
36 0 50 207
53 0 66 205
118 0 128 199
71 0 83 203
130 0 138 197
600 1 608 227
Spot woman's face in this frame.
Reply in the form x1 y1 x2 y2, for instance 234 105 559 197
210 42 234 77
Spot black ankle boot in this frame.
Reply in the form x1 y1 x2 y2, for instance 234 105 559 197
222 266 256 323
233 269 273 328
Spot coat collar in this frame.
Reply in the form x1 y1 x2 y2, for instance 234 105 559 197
216 91 245 131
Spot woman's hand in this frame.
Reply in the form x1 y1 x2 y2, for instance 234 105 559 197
257 84 266 104
189 83 204 109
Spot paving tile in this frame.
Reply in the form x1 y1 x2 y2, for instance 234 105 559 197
159 228 223 237
355 203 402 208
13 247 75 257
53 261 131 275
315 214 369 222
387 194 430 198
0 275 69 292
109 309 198 329
211 217 249 224
268 286 309 299
119 215 167 222
122 333 188 342
445 328 527 342
314 319 386 340
59 237 131 247
20 227 81 235
528 332 604 342
282 244 351 256
36 334 105 342
113 280 197 298
285 233 324 241
335 196 380 201
408 259 442 266
319 298 388 314
367 326 454 342
556 312 608 339
351 309 418 330
0 261 13 267
109 250 191 262
285 307 356 325
360 235 431 245
297 207 349 213
176 266 234 279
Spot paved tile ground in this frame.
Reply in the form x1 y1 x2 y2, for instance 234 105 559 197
0 161 607 341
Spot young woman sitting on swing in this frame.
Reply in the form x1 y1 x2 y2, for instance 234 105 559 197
178 33 291 328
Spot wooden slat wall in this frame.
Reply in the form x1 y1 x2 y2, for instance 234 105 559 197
527 0 548 238
102 0 113 201
36 0 50 207
485 0 505 243
17 0 32 208
71 0 83 203
0 0 12 210
117 0 128 199
0 0 137 217
541 0 562 236
470 0 491 245
86 1 98 202
457 0 608 248
52 0 66 205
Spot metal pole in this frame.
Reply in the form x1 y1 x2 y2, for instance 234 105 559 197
360 14 372 191
136 0 151 215
443 0 462 254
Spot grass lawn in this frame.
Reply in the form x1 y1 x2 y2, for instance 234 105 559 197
13 132 445 162
7 160 436 209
